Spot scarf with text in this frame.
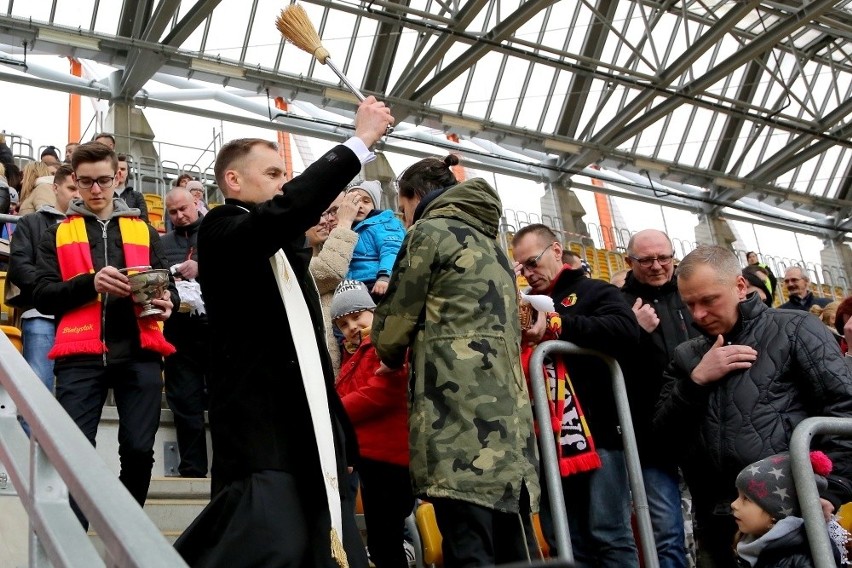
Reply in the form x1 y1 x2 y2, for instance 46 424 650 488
49 216 175 359
521 312 601 476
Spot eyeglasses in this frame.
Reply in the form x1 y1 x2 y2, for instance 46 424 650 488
321 206 338 220
522 242 555 270
629 254 674 268
75 176 115 189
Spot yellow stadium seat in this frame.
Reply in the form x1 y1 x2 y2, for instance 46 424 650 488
0 271 17 325
143 193 163 210
837 502 852 533
415 501 443 567
0 325 22 353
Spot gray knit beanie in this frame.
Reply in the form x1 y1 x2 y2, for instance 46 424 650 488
331 280 376 322
735 451 832 520
348 180 382 209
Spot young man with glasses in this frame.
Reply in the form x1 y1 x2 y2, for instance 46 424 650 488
621 229 701 568
511 223 640 567
32 141 178 528
779 265 831 311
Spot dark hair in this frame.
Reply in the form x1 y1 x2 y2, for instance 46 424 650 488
512 223 557 247
92 132 116 145
53 164 73 184
742 266 772 306
174 173 194 187
116 153 128 163
214 138 277 190
5 163 22 191
41 146 60 160
397 154 459 200
71 141 118 171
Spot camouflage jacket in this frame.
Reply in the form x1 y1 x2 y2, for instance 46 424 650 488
371 177 540 513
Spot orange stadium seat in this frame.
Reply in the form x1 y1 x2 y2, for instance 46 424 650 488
0 325 22 353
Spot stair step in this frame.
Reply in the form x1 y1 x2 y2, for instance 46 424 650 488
147 476 211 499
142 498 208 533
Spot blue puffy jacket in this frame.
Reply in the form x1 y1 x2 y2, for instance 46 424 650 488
346 209 405 285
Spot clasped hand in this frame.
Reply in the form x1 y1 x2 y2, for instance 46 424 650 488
690 335 757 385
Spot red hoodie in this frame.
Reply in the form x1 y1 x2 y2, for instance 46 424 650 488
336 331 409 466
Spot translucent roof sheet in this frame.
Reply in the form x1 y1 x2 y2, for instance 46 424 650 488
2 0 852 233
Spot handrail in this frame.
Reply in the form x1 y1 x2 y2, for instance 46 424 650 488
789 416 852 568
0 332 188 567
529 340 658 568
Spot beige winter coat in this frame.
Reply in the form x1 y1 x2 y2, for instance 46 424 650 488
309 226 358 376
18 176 56 216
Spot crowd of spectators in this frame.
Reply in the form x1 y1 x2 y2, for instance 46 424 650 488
3 116 852 568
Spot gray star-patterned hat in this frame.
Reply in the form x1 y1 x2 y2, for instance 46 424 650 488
735 451 832 520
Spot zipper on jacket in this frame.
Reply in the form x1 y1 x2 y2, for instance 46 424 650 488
99 219 110 366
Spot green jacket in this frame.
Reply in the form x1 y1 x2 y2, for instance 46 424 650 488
372 178 540 513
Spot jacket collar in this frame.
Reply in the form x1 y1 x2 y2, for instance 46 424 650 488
622 271 678 298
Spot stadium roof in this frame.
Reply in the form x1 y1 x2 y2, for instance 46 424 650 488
1 0 851 239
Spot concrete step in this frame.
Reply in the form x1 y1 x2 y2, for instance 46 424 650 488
95 406 212 479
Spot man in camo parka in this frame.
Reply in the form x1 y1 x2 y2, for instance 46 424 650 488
372 158 541 567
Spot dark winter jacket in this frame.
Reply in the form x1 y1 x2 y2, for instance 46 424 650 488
779 291 831 311
197 143 360 494
549 266 641 449
32 198 178 368
116 185 149 222
621 271 700 464
654 293 852 511
8 204 65 310
735 517 841 568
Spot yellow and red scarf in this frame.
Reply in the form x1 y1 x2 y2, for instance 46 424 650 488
521 312 601 476
48 216 175 359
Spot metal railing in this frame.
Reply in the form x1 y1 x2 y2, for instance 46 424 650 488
789 417 852 568
529 340 658 568
0 332 187 567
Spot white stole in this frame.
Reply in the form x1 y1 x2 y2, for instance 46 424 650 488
270 249 348 568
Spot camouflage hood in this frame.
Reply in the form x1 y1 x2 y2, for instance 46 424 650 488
417 177 501 239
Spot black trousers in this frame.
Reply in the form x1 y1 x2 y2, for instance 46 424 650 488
56 360 163 527
358 457 415 568
164 315 210 477
431 483 537 568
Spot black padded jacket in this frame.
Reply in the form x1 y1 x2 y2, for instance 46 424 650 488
654 293 852 510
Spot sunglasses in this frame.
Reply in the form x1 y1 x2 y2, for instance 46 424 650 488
521 242 555 270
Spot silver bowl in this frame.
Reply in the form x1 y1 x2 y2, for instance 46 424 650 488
121 266 170 317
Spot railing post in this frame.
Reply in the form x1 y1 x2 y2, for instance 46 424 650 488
529 340 659 568
789 416 852 568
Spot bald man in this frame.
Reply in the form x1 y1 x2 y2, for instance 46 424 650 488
621 229 700 568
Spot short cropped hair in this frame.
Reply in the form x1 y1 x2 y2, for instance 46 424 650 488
93 132 116 145
71 142 118 171
676 245 741 282
214 138 277 191
512 223 557 247
53 164 74 184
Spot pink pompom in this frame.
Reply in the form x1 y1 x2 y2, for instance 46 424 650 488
810 450 833 477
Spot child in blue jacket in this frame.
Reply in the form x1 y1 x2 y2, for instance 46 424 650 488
343 180 405 300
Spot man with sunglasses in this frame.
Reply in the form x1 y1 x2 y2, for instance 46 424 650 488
621 229 700 568
32 141 178 527
512 223 640 567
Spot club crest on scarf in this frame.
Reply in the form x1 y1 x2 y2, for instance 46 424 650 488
561 293 578 307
